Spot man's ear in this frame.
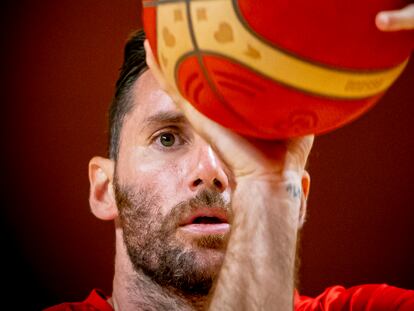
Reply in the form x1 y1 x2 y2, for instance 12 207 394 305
88 156 118 220
299 170 311 228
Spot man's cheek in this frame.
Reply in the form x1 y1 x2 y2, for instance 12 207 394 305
128 147 168 172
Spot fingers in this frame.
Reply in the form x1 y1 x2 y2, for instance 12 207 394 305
144 40 165 88
144 40 163 87
286 135 314 171
376 3 414 31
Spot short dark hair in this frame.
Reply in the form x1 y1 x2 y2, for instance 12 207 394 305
108 29 148 160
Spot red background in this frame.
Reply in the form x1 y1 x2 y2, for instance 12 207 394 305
2 1 413 310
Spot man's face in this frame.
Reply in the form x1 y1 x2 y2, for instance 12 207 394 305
114 70 232 295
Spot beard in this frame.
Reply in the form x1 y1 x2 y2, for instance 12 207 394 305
114 178 231 296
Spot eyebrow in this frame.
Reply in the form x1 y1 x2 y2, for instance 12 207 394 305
143 111 187 128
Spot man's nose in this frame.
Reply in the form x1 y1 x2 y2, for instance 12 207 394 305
188 145 229 193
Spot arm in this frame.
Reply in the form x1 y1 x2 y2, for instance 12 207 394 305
176 104 311 311
180 108 309 311
208 177 302 310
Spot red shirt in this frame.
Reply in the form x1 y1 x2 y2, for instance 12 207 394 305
294 284 414 310
45 284 414 310
44 290 113 311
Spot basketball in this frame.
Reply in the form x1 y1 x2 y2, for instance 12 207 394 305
142 0 413 139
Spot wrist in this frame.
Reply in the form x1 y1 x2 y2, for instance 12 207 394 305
231 172 303 232
236 169 303 202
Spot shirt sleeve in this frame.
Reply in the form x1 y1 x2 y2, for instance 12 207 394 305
295 284 414 311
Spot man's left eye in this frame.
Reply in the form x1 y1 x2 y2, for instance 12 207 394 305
159 132 176 147
156 131 186 148
152 129 188 149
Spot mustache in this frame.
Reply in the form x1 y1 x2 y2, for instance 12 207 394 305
167 189 232 226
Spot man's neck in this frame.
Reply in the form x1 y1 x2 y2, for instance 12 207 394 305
112 229 208 311
112 270 208 311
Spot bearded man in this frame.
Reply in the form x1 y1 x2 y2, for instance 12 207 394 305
46 5 414 311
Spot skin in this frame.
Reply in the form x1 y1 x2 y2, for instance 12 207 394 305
90 72 233 310
89 68 312 311
86 7 413 311
375 4 414 31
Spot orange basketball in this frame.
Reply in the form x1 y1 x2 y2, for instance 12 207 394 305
142 0 413 139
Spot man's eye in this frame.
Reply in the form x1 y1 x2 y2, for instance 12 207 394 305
152 129 188 149
158 132 177 147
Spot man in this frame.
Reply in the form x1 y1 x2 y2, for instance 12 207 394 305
46 5 414 311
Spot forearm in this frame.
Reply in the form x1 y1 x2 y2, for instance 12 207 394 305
209 175 302 311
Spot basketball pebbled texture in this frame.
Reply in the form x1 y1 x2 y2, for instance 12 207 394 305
142 0 413 139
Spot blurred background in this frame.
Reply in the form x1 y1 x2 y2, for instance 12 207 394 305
2 1 413 309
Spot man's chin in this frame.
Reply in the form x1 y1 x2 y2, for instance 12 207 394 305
177 224 229 249
172 229 227 274
189 247 225 280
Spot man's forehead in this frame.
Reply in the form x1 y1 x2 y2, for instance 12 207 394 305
129 70 186 128
133 70 179 118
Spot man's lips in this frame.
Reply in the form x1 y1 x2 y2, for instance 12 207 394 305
179 207 230 234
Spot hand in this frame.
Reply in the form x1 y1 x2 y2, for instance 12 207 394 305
376 3 414 31
144 40 313 185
